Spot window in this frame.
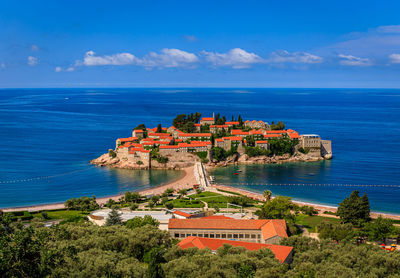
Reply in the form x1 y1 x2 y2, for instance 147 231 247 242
180 234 185 238
198 234 203 237
245 234 250 239
204 234 209 238
239 234 244 239
210 234 215 238
257 234 261 238
251 234 256 239
221 234 227 238
233 234 238 239
192 233 197 237
216 234 221 238
186 234 191 237
174 233 179 238
228 234 233 239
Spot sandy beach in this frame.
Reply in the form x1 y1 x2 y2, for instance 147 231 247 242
213 184 400 221
2 166 196 213
3 166 400 221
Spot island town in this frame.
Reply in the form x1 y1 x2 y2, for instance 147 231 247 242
91 113 332 170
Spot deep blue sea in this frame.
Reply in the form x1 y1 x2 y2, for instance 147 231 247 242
0 88 400 213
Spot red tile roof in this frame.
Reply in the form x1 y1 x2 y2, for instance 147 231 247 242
250 130 263 135
169 219 288 240
288 133 300 139
133 129 144 133
159 145 179 149
118 137 138 142
173 210 192 218
223 136 243 141
216 138 224 142
194 123 201 127
231 130 250 136
190 141 212 145
225 121 239 125
265 130 287 134
177 236 293 263
201 117 214 121
210 125 229 128
148 133 171 137
256 140 269 144
178 142 209 148
179 133 211 137
263 134 283 138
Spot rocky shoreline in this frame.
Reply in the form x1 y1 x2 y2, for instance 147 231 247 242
91 151 328 170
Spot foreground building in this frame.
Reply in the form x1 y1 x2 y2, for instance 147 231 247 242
177 236 293 263
168 217 288 244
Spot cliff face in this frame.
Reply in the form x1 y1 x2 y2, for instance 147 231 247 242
91 150 329 170
208 152 324 168
91 152 199 170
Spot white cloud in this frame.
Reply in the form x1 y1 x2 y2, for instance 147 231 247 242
139 48 199 68
75 49 198 69
338 54 372 66
30 44 39 52
268 50 323 64
54 66 62 72
0 62 5 69
66 67 75 72
376 25 400 34
202 48 264 69
27 56 38 66
79 50 137 66
389 53 400 64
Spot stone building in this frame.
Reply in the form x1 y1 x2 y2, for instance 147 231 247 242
168 217 288 244
200 117 215 126
244 120 270 130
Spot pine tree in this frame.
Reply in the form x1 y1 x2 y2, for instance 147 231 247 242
156 124 162 133
105 208 122 226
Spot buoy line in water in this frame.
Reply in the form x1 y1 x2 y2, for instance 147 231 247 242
222 183 400 188
0 167 93 184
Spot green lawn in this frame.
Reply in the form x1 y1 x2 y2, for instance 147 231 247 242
295 214 340 232
7 209 88 223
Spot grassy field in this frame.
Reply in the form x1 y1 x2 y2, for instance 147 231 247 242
6 209 88 222
295 214 340 232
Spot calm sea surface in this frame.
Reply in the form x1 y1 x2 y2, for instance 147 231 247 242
0 88 399 213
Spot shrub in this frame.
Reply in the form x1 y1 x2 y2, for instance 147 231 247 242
298 147 310 154
136 160 144 165
108 149 117 158
165 202 174 210
12 211 24 216
41 212 49 219
21 211 33 221
244 146 271 157
196 151 208 160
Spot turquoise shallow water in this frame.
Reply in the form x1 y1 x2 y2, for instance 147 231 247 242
210 163 400 214
0 88 399 212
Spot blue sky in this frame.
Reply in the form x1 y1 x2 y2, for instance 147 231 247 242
1 0 400 88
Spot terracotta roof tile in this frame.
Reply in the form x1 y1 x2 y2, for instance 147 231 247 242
177 237 293 263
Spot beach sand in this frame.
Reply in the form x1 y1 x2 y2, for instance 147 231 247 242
3 167 400 221
2 166 196 213
214 185 400 221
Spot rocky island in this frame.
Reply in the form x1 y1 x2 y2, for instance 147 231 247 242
91 113 332 170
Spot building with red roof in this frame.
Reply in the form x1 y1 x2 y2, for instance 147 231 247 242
225 121 239 126
168 218 288 245
177 236 293 263
200 117 215 126
231 130 250 137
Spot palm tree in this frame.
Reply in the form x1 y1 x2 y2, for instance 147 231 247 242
263 190 272 201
